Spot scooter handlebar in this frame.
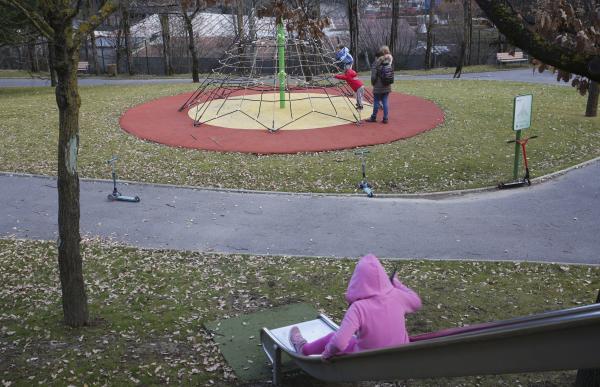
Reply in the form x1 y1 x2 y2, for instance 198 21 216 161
506 135 538 144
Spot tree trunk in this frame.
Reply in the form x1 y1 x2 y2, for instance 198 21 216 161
85 0 100 75
424 1 435 69
585 81 599 117
28 42 39 73
306 0 320 19
454 41 466 78
236 0 244 54
123 6 134 75
389 0 399 61
90 32 99 75
159 13 173 76
115 25 122 75
183 13 200 83
248 1 256 42
466 0 472 65
47 40 57 86
454 0 471 78
236 0 244 37
52 25 88 328
575 290 600 386
347 0 359 70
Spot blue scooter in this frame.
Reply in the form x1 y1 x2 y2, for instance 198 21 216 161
106 156 140 203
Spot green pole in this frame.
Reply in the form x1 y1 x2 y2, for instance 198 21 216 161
512 130 522 180
277 23 286 109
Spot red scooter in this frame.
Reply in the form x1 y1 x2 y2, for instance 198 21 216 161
498 135 538 189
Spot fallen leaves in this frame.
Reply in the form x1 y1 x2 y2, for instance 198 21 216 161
0 238 598 386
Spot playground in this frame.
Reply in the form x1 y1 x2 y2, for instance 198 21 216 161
1 2 600 386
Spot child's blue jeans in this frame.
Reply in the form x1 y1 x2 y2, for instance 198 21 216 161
371 92 389 120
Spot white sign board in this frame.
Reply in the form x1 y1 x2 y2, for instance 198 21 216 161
513 94 532 131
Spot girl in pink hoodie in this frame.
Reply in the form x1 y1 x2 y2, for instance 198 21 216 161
289 254 422 360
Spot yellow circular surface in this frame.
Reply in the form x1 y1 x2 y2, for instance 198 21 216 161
187 92 371 130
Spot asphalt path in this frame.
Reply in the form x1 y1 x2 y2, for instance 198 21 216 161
0 68 563 87
1 159 599 264
1 69 596 264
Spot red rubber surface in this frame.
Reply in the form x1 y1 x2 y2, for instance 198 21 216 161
119 91 445 154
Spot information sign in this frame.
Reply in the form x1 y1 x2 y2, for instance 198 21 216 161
513 94 532 131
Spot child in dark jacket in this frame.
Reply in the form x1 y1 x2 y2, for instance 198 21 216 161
289 254 421 360
334 68 365 110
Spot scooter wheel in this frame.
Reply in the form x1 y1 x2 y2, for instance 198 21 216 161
134 196 141 202
107 194 116 201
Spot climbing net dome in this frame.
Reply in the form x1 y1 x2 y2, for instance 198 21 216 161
179 14 372 132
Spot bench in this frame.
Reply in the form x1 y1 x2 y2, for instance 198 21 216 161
77 61 89 73
496 51 528 65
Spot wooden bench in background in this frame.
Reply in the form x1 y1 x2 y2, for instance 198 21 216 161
496 52 529 65
77 61 89 73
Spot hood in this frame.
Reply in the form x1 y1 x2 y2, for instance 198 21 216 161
339 47 350 56
377 54 394 65
345 254 393 304
345 68 358 78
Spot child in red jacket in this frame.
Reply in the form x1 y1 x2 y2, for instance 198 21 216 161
335 68 365 110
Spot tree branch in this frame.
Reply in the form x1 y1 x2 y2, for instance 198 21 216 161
74 0 119 47
0 0 53 40
474 0 600 82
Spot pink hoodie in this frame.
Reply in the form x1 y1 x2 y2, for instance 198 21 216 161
322 254 422 358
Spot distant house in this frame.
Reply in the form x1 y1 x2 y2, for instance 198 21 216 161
129 12 277 59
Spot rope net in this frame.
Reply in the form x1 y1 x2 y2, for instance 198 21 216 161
179 14 373 132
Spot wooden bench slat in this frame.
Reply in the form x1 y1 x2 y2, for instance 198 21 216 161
496 52 528 64
77 62 89 72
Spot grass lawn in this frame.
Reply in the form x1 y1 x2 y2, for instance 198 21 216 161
0 70 50 78
0 80 598 194
0 238 598 386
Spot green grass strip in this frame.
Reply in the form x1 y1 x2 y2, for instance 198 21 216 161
0 80 598 194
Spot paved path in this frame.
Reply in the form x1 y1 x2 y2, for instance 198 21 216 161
0 68 563 88
1 160 599 264
397 68 567 85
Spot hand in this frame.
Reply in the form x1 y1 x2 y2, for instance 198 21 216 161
321 353 333 363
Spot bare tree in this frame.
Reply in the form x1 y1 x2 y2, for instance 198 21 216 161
347 0 359 69
159 12 174 75
84 0 100 75
389 0 399 59
454 0 472 78
0 0 119 327
425 0 436 69
122 1 134 75
47 40 57 85
180 0 204 82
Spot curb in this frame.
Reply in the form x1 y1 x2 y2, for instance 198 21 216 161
1 156 599 200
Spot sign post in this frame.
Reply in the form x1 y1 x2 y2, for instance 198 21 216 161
512 95 533 179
